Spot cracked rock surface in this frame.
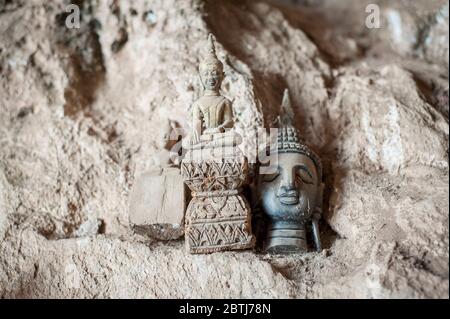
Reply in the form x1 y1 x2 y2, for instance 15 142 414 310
0 0 448 298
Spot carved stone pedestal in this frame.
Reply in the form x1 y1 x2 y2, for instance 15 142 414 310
181 145 255 254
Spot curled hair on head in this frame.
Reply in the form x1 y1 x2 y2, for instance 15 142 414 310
272 89 323 182
199 61 224 74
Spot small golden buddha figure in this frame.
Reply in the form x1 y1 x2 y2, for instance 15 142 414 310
190 34 234 145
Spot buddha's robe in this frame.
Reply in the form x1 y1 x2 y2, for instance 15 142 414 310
192 94 233 133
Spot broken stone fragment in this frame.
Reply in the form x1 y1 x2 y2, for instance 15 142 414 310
129 167 186 240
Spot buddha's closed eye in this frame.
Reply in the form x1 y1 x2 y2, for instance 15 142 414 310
296 167 313 184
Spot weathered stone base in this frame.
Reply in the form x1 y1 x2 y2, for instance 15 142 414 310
181 142 255 254
185 194 255 254
186 219 255 254
185 191 255 254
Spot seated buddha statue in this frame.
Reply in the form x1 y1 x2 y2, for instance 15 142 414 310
187 34 238 150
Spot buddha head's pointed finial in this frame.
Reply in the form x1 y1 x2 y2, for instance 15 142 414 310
207 33 216 58
279 89 295 126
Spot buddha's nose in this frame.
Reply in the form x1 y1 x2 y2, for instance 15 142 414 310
278 173 299 196
278 182 299 205
279 177 298 195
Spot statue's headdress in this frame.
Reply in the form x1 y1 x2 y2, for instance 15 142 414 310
272 89 322 180
199 33 223 73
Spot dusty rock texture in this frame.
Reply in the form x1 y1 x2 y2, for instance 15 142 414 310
0 0 448 298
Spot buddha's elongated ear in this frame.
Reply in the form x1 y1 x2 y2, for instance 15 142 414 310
198 73 205 89
315 182 325 213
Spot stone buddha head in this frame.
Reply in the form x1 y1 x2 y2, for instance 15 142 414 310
257 90 323 254
199 34 224 92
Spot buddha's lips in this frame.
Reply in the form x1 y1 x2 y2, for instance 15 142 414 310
278 190 297 197
279 197 299 205
278 192 299 205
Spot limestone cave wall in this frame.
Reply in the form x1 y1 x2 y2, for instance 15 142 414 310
0 0 448 298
